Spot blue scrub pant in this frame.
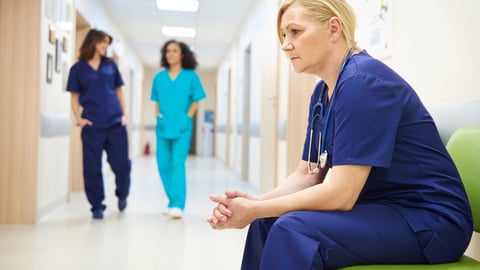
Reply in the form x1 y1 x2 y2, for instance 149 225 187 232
81 123 131 212
241 204 466 270
155 130 192 210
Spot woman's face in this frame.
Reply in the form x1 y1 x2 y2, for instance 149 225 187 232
165 42 183 67
95 36 110 57
279 2 332 75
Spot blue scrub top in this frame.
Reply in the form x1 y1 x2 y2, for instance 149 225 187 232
302 51 472 256
150 69 206 139
66 59 125 128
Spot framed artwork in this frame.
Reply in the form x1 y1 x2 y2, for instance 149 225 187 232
348 0 394 59
48 24 55 44
62 36 68 53
46 53 53 83
55 39 62 73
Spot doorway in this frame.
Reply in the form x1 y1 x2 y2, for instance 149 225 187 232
241 46 251 180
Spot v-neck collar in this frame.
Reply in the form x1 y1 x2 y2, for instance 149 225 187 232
168 68 182 82
86 59 101 72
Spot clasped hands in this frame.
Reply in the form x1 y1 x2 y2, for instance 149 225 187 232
207 190 258 230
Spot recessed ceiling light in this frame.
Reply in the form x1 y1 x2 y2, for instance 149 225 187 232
156 0 199 12
162 26 196 38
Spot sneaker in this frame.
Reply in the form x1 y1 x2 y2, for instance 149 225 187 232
169 207 183 219
118 198 127 211
162 208 172 216
92 209 104 219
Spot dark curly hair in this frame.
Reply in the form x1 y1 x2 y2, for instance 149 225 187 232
160 39 198 69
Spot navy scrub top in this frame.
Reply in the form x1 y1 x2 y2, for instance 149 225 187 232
66 59 125 128
302 50 472 257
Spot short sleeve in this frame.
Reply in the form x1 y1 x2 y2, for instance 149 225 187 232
332 74 403 168
113 62 124 88
66 65 80 93
191 72 206 102
150 74 159 102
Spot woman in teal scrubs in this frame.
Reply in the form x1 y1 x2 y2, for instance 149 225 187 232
151 40 206 219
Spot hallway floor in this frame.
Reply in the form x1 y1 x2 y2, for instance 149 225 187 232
0 155 257 270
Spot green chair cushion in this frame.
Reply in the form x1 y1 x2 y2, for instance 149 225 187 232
446 126 480 232
340 126 480 269
340 255 480 269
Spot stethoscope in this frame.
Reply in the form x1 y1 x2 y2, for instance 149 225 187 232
307 48 354 174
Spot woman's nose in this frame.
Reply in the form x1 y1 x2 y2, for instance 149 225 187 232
281 40 293 51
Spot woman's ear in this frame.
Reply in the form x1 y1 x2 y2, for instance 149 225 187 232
328 17 343 41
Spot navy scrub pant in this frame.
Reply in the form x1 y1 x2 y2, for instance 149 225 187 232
81 123 131 212
241 203 463 270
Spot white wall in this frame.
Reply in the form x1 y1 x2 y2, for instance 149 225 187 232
354 0 480 104
37 0 76 218
196 69 217 156
216 0 280 190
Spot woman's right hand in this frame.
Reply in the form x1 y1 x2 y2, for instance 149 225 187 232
207 190 258 226
76 118 93 127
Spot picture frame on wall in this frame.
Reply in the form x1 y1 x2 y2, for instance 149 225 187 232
348 0 394 59
62 36 68 53
55 39 62 73
46 53 53 83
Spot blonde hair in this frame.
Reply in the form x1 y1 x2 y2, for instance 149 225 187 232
277 0 360 50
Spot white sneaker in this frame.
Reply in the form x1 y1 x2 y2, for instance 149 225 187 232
162 208 172 216
169 207 183 219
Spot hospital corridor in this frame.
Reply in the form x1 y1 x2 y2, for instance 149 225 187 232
1 0 480 269
0 155 257 269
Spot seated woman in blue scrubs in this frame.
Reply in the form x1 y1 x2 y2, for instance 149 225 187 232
207 0 473 269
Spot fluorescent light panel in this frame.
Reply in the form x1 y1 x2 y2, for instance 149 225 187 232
156 0 199 12
162 26 196 38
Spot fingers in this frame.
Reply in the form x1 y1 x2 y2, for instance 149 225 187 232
207 218 226 230
208 194 224 204
207 213 227 230
225 190 240 198
217 203 232 217
225 190 254 200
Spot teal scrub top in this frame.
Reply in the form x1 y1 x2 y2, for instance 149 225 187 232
150 69 206 139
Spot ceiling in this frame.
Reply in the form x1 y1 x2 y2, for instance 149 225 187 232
100 0 256 70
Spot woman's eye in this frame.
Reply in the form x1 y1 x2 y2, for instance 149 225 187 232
291 29 300 35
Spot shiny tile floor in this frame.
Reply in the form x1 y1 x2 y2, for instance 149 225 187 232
0 155 257 270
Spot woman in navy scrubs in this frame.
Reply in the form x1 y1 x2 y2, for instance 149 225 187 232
67 29 131 219
207 0 473 269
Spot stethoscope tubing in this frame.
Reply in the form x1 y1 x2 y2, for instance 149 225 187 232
308 48 354 172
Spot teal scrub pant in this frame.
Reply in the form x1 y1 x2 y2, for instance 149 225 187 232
155 130 192 210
